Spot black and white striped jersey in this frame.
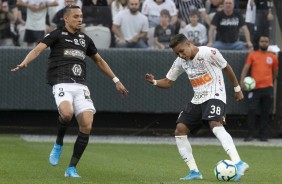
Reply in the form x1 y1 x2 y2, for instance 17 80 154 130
174 0 206 24
166 46 227 104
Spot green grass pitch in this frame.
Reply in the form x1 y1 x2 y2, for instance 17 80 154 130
0 134 282 184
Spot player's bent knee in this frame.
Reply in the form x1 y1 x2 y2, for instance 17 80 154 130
175 123 189 136
60 112 73 122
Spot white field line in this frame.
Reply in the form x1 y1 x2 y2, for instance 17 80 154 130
20 135 282 147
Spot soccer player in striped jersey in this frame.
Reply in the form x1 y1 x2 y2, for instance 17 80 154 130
145 33 249 181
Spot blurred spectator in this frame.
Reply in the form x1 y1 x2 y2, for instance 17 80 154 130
111 0 128 19
0 0 15 46
153 9 175 49
3 0 22 46
48 0 82 27
51 0 77 30
181 9 207 46
240 35 278 142
6 0 26 46
205 0 223 20
245 0 256 47
207 0 253 50
253 0 273 50
82 0 112 27
174 0 211 29
112 0 149 48
16 0 59 47
205 0 223 13
82 0 111 6
141 0 178 29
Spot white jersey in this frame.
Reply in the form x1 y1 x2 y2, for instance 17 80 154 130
166 46 227 104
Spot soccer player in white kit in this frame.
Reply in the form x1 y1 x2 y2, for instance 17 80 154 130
145 34 249 181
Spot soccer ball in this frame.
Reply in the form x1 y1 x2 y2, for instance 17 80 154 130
214 160 237 181
243 76 256 91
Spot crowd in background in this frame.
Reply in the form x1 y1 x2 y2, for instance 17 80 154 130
0 0 276 50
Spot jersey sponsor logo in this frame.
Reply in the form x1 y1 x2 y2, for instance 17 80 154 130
190 73 212 87
208 115 215 118
78 34 84 38
194 91 208 100
64 49 86 60
72 64 82 76
65 39 73 43
79 38 85 47
62 32 68 35
210 56 222 68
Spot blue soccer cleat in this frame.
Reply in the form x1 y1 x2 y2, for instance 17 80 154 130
65 166 81 178
234 161 249 181
49 143 63 166
180 170 203 180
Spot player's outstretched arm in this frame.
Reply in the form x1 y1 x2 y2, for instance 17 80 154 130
92 53 128 96
223 64 244 101
145 73 173 89
11 43 47 72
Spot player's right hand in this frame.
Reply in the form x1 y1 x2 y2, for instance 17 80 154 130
145 73 155 84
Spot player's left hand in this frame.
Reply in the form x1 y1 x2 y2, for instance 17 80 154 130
11 63 27 72
235 90 244 101
115 82 129 96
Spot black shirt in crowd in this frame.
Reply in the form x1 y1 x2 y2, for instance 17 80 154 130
211 9 245 43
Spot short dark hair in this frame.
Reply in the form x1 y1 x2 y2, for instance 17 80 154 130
169 34 187 48
160 9 170 17
63 5 80 16
189 9 199 18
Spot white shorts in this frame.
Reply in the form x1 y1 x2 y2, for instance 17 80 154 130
52 83 96 117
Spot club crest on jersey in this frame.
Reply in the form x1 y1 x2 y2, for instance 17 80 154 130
72 64 82 76
211 49 216 55
266 57 273 64
74 39 80 45
79 39 86 47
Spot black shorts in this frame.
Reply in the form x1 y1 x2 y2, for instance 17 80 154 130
24 29 45 44
176 99 226 134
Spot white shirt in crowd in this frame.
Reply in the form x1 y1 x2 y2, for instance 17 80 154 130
184 23 207 46
113 9 149 41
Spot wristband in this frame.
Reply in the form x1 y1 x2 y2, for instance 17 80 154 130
152 80 157 86
234 85 241 92
112 77 120 83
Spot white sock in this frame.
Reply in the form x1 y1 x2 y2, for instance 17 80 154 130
175 135 199 171
212 126 241 164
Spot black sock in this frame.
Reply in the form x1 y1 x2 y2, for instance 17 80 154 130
56 116 68 146
69 131 89 167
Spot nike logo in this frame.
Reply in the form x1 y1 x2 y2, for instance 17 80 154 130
208 115 215 118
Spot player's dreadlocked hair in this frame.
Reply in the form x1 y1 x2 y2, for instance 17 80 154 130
63 5 80 16
169 34 188 48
